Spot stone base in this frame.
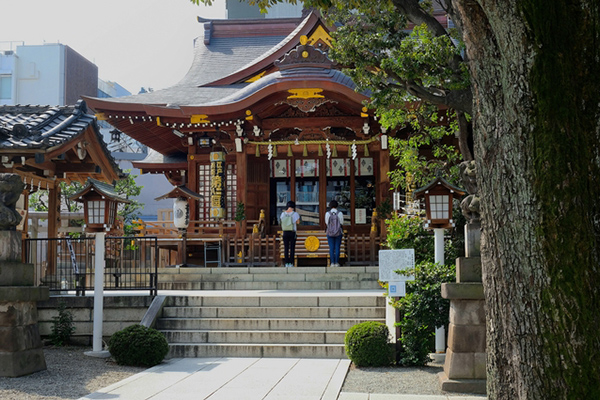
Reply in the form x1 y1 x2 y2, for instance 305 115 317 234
84 350 111 358
0 348 47 377
429 352 446 364
439 371 487 394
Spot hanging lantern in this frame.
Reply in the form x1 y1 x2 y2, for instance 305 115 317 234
287 144 293 157
332 144 338 158
173 197 190 229
318 144 323 157
303 144 308 157
364 143 370 157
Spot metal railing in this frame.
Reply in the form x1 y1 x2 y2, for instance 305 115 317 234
23 236 158 296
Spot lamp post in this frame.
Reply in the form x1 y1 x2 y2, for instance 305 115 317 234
414 176 465 354
69 178 130 358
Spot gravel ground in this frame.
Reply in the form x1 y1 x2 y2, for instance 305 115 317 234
1 346 474 399
0 346 143 400
341 362 445 395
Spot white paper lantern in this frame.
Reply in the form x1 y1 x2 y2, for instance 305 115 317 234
173 197 189 229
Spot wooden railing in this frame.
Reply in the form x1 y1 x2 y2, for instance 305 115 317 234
223 234 280 267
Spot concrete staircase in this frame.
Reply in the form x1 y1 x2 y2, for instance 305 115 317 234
157 266 380 290
156 292 386 359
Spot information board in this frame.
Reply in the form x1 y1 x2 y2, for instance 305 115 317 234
378 249 415 282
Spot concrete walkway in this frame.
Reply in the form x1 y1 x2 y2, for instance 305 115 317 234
80 357 486 400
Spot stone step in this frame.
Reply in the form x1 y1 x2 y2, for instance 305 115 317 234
168 343 347 359
156 317 385 331
161 330 346 344
161 306 385 319
157 280 380 291
165 295 386 308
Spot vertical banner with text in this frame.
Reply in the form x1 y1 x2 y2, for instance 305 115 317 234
210 151 226 218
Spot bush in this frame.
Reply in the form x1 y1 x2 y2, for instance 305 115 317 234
391 261 455 366
344 321 394 367
108 324 169 367
50 301 75 346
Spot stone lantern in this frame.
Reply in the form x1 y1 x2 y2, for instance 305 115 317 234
69 178 130 233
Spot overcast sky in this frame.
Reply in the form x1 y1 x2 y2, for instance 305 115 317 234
1 0 227 94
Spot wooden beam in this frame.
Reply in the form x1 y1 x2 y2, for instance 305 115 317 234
262 116 364 131
55 163 101 174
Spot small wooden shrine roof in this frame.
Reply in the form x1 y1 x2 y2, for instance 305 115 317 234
69 177 130 203
413 177 466 199
154 185 203 201
0 100 124 189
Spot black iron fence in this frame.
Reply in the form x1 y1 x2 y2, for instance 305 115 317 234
23 236 158 296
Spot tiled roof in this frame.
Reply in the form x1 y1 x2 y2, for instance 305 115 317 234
0 100 123 178
93 34 289 107
0 100 96 150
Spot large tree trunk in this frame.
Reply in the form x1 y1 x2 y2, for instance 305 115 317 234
452 0 600 398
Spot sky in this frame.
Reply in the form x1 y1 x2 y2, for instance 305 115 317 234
1 0 227 94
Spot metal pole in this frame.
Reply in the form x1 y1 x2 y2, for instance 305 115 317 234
85 232 110 358
434 228 446 354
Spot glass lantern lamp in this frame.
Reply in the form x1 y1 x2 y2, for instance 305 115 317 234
413 176 465 229
69 178 130 233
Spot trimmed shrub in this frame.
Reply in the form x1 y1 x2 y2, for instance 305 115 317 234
108 324 169 367
344 321 393 367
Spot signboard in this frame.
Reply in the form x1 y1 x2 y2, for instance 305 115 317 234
388 281 406 297
210 152 226 218
378 249 415 282
355 208 366 224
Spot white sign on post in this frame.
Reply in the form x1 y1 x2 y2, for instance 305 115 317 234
378 249 415 282
388 281 406 297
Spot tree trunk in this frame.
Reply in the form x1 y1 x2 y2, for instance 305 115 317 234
452 0 600 398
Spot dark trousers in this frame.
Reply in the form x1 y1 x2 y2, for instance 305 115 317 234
327 234 342 265
282 230 296 265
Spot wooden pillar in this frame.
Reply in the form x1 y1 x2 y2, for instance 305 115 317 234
236 150 247 238
47 183 60 275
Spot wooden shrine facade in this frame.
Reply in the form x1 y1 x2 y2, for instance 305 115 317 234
84 13 391 264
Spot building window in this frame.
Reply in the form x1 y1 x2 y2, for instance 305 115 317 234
0 76 11 100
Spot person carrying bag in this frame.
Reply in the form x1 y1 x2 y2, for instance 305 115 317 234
280 201 300 267
325 200 344 267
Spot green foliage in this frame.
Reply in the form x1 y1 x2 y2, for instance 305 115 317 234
391 261 455 366
28 171 144 236
235 202 246 222
108 324 169 367
344 321 394 367
114 171 144 235
50 301 75 346
385 212 463 263
385 214 432 264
